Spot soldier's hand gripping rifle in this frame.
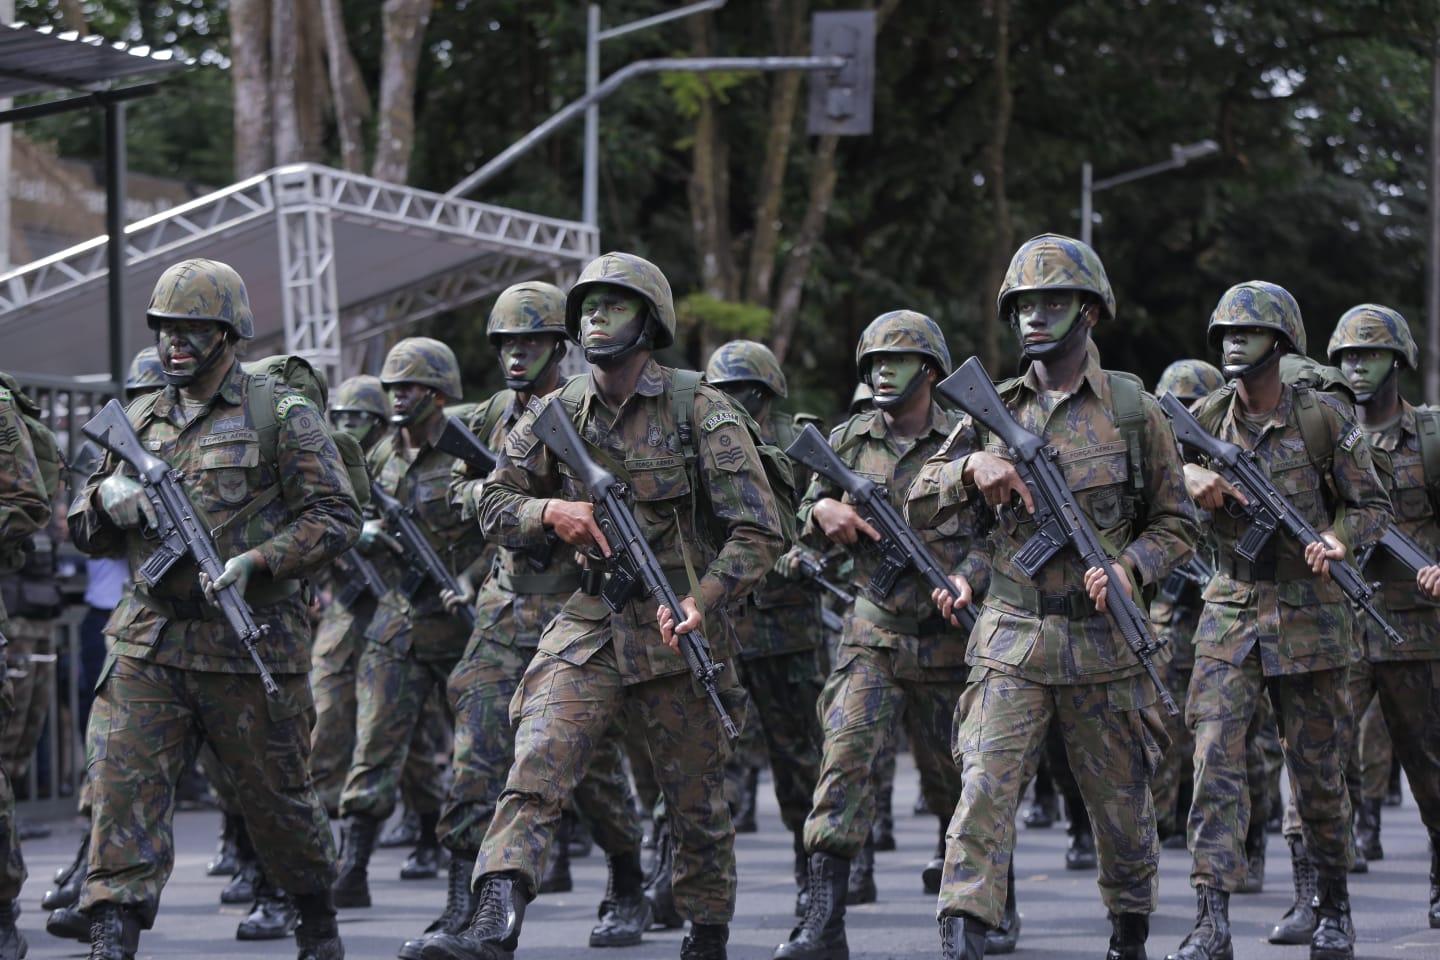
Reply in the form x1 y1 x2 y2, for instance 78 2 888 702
937 359 1179 716
1358 525 1435 581
1160 392 1405 647
784 423 978 634
531 400 739 739
369 481 478 630
81 399 280 696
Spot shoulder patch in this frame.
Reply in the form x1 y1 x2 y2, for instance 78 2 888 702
700 409 740 433
285 406 329 452
526 395 545 417
275 394 312 420
0 387 11 402
1340 424 1363 453
0 409 18 453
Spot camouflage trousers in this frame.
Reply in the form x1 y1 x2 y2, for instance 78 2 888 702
939 669 1165 926
81 657 334 926
0 763 20 902
437 636 640 855
0 618 54 779
1356 693 1392 803
1188 653 1353 890
732 650 823 836
474 640 742 923
338 637 455 821
310 604 447 818
802 644 965 859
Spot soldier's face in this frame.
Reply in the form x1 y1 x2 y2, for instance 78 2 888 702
498 333 558 382
389 382 438 423
1014 291 1084 347
579 288 647 349
1338 348 1396 396
155 318 225 377
1221 327 1277 369
331 410 379 444
870 353 927 399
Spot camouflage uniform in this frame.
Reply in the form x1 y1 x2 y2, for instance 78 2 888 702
908 236 1195 934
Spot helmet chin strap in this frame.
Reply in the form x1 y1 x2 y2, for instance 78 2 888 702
504 342 566 392
584 311 654 367
160 331 229 388
868 361 930 411
1222 337 1284 379
391 389 437 427
1353 358 1399 405
1018 308 1091 361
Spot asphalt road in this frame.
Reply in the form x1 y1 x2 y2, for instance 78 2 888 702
12 754 1440 959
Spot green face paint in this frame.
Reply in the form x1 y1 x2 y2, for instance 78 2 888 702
498 333 557 387
388 383 437 427
1338 348 1397 400
1014 291 1082 350
1220 327 1278 375
579 290 646 349
155 318 226 379
870 353 926 402
331 410 378 447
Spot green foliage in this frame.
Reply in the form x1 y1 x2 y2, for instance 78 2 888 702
662 70 756 119
677 292 772 339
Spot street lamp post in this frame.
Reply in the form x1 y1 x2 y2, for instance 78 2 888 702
1080 139 1220 247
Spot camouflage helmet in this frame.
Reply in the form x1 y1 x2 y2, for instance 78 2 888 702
380 337 463 400
705 340 788 398
997 233 1117 322
565 252 677 349
1156 359 1225 402
331 374 390 419
124 346 166 394
146 258 255 339
487 281 568 343
1327 304 1419 370
1207 281 1306 354
850 382 874 413
855 310 952 377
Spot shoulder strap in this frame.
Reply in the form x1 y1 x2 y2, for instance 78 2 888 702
477 390 514 444
1415 407 1440 490
247 368 281 469
670 370 703 467
557 374 588 414
1106 371 1146 497
1292 386 1334 478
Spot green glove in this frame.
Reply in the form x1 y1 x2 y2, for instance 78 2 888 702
98 474 158 529
202 552 260 603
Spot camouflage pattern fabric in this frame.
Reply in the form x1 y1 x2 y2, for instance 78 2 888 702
0 618 54 779
705 340 788 397
1156 359 1225 404
565 252 678 346
472 360 783 920
732 649 823 835
1354 693 1392 803
146 258 255 339
125 347 166 394
1207 280 1307 353
330 374 389 417
1345 660 1440 836
854 311 952 376
997 233 1117 320
1150 601 1199 836
379 336 463 400
80 660 333 925
487 282 568 340
939 668 1164 926
1327 303 1420 369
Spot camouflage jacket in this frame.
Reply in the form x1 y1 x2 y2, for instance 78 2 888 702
1360 401 1439 661
477 360 784 682
70 360 361 673
1189 383 1391 674
0 383 51 633
907 348 1197 685
450 387 581 649
365 420 487 661
800 401 976 667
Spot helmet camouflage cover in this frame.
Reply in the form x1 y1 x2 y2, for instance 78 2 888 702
705 340 788 398
1207 281 1306 355
146 258 255 340
1327 303 1419 369
1156 359 1225 402
331 374 390 418
855 310 953 377
125 346 166 393
850 381 874 413
487 281 568 343
565 252 677 349
997 233 1117 322
380 336 463 400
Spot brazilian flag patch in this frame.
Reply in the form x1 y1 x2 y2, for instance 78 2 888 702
1339 425 1362 452
700 409 739 433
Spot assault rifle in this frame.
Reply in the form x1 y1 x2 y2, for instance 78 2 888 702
784 423 978 634
369 481 477 630
793 549 855 605
1358 525 1435 581
1159 552 1215 605
937 359 1178 715
531 400 739 739
81 399 280 696
436 415 554 572
1160 392 1405 647
340 547 387 599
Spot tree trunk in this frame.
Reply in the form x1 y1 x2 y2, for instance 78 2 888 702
231 0 273 177
56 0 86 33
270 0 303 163
744 0 807 306
294 0 330 161
979 0 1013 370
686 13 738 307
319 0 371 173
373 0 434 184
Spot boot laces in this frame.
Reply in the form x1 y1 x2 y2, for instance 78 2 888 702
469 879 509 935
798 858 832 930
434 858 472 930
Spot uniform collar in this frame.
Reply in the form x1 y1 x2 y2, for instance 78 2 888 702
581 358 666 417
1366 400 1418 452
1221 382 1294 441
860 400 950 441
155 359 245 419
1016 339 1107 401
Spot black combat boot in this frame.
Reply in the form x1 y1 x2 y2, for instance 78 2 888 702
294 891 345 960
847 836 876 905
0 900 26 960
1164 885 1231 960
86 903 141 960
1310 874 1356 960
1356 798 1383 862
773 852 848 960
1022 791 1056 829
419 873 529 960
47 903 91 942
1105 912 1148 960
682 922 728 960
913 791 931 816
793 838 810 918
643 818 683 930
332 814 379 909
922 822 945 895
43 831 89 909
1430 832 1440 929
1270 836 1319 944
1385 759 1403 807
1066 830 1098 871
220 819 259 903
207 813 239 876
939 915 987 960
590 849 649 948
401 812 447 880
984 864 1020 955
380 805 421 848
871 786 895 852
1236 813 1267 894
1348 826 1367 875
400 850 477 960
237 874 298 941
537 812 573 894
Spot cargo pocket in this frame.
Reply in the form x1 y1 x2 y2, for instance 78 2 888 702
1109 677 1166 781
